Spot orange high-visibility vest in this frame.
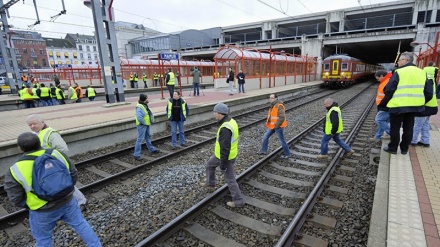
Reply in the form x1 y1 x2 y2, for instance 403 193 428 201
376 73 392 105
265 102 287 129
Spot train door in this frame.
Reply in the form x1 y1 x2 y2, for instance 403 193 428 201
331 60 339 75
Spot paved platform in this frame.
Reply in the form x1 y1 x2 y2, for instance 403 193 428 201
375 105 440 247
0 81 322 146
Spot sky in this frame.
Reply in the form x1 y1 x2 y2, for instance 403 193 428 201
6 0 400 38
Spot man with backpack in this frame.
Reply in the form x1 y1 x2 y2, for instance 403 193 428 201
4 132 101 247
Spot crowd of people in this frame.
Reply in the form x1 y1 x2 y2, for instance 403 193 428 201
18 75 97 108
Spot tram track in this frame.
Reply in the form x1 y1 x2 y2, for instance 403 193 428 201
0 83 378 246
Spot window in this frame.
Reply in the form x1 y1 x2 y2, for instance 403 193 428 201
23 48 27 54
86 46 90 52
80 53 84 59
87 53 92 60
26 59 30 67
31 48 36 57
33 59 38 66
73 52 78 58
39 49 44 55
94 54 98 60
56 52 61 58
15 48 20 55
93 46 97 52
42 59 47 66
17 59 22 67
324 64 330 70
341 63 348 70
79 45 83 51
85 39 88 43
89 61 92 65
64 52 69 58
49 51 53 57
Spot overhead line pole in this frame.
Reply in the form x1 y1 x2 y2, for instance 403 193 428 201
0 0 20 94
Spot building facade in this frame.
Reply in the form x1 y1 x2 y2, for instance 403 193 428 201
115 21 161 58
11 30 48 69
44 38 80 67
65 33 100 65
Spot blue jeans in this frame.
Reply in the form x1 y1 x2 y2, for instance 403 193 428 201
412 116 430 144
51 98 57 105
193 83 200 96
374 110 390 139
29 198 101 247
134 125 157 157
170 121 185 147
41 99 52 107
320 133 351 155
89 97 95 101
260 128 291 155
238 83 245 93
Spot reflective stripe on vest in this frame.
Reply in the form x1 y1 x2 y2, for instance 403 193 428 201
214 118 239 160
167 72 175 85
87 87 96 97
325 106 343 135
38 127 56 148
9 149 70 210
135 103 151 126
153 74 159 80
265 102 287 129
387 66 426 108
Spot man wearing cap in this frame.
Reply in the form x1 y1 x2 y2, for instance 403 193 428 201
200 103 244 208
133 94 160 160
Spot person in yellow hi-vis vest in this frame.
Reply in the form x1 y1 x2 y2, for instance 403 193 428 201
165 68 175 98
200 103 244 208
379 52 433 155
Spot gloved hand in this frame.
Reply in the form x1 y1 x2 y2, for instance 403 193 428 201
220 166 227 173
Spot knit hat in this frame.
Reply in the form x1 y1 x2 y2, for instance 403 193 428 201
213 103 229 115
139 93 147 101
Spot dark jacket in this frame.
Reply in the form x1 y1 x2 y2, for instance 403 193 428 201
379 63 433 115
227 71 234 82
191 69 202 83
217 115 233 169
237 72 245 84
416 79 438 116
323 102 340 135
4 149 77 212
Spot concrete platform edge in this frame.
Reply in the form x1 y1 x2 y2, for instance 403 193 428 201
367 141 389 247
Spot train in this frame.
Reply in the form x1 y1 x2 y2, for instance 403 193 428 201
321 54 383 88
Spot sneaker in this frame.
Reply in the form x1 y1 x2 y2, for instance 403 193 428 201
226 201 244 208
257 151 267 155
347 150 355 156
280 154 292 159
134 156 143 161
150 150 160 154
417 142 430 147
199 182 215 188
180 143 188 147
317 154 329 159
382 135 390 140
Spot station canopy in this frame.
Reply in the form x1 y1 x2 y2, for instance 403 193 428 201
120 58 214 66
214 46 306 62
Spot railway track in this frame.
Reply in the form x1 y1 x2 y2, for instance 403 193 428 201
135 84 376 246
0 83 378 246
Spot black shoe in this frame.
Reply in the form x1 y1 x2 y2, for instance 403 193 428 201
181 143 188 147
401 150 408 155
417 142 430 147
383 147 397 154
257 151 267 155
151 150 160 154
410 143 417 146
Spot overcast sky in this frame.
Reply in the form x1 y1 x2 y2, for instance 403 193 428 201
7 0 398 38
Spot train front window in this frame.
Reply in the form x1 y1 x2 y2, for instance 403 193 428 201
324 64 330 70
341 63 348 70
